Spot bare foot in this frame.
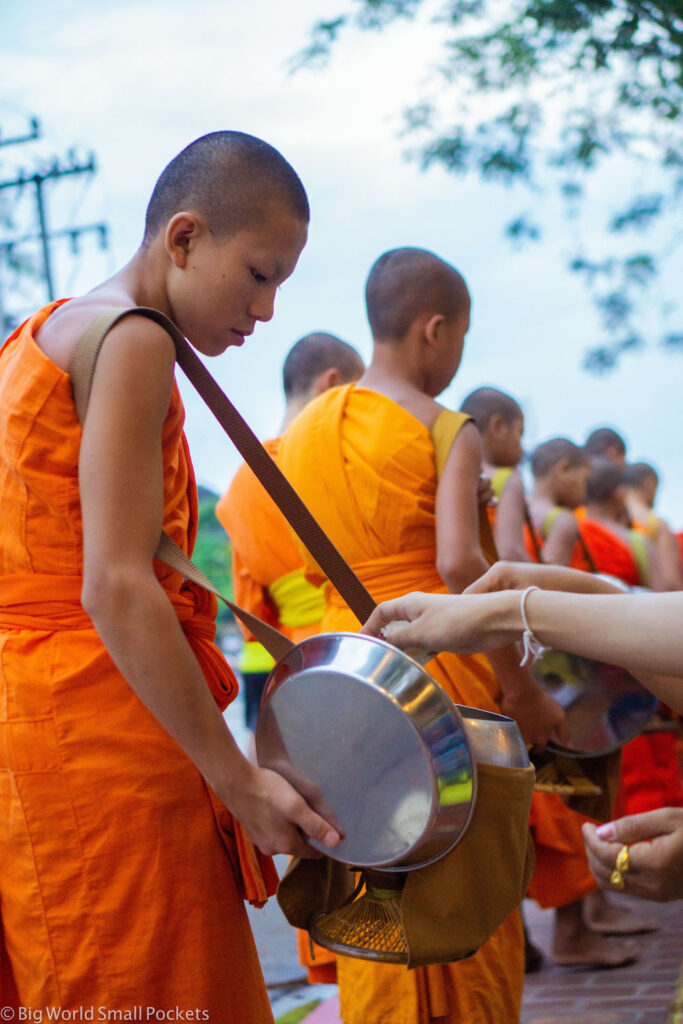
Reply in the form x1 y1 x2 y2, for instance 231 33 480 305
583 890 659 935
553 900 639 968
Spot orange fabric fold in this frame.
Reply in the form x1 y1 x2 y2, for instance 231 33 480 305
576 516 641 585
279 385 523 1024
0 303 273 1018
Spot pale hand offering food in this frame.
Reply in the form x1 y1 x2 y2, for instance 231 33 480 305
381 620 432 666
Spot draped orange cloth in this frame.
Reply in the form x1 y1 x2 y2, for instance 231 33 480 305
573 515 683 816
216 440 336 984
279 384 524 1024
0 303 275 1018
576 514 642 586
216 438 325 646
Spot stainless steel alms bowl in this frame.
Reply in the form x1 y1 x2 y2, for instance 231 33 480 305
255 632 529 872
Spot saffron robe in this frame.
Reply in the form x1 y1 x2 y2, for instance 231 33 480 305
0 303 274 1018
216 439 335 984
574 515 683 816
279 384 525 1024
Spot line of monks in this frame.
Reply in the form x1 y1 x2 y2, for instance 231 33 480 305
218 255 683 1023
2 129 681 1023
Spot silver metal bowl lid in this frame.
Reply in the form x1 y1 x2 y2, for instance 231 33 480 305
256 633 475 869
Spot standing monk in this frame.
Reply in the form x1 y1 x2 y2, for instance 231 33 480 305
279 247 565 1024
624 462 683 591
216 331 363 984
459 386 529 562
0 131 341 1017
216 331 363 744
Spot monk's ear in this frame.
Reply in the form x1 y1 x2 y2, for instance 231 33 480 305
424 313 445 346
313 366 343 395
489 413 506 438
165 212 203 268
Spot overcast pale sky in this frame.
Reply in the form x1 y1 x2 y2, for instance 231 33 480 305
2 0 682 522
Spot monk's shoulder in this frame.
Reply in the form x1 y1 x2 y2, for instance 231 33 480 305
36 298 173 374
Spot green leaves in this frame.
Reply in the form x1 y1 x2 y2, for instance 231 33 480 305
294 0 683 370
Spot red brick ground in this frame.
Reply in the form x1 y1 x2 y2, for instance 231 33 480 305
521 897 683 1024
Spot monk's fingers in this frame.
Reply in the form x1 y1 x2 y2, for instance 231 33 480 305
284 789 341 851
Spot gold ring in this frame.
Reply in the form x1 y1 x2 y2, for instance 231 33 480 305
615 845 630 874
610 869 625 890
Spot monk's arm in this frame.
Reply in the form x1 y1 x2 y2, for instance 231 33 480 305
435 425 565 746
542 510 580 565
435 422 490 592
655 521 683 591
493 471 530 562
79 318 338 857
645 536 668 592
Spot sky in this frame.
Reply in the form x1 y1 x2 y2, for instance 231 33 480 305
2 0 682 521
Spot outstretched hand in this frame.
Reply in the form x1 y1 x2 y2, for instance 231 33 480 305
362 591 516 655
582 808 683 902
465 561 625 597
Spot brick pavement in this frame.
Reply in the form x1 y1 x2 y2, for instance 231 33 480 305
292 897 682 1023
521 897 683 1024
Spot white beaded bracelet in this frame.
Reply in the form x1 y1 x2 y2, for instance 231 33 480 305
519 586 547 667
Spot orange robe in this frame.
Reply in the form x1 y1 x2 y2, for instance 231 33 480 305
575 516 683 815
0 303 275 1018
216 441 336 984
279 384 524 1024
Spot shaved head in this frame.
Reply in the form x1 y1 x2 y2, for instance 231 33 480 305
282 332 363 399
460 387 523 430
143 131 309 245
365 247 470 341
584 427 627 460
624 461 658 488
586 458 626 503
531 438 588 479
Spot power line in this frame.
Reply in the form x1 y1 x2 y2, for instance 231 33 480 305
0 119 110 331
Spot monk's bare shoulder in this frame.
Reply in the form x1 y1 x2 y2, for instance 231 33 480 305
35 294 174 375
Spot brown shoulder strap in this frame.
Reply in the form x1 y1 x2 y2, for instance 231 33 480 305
69 307 376 656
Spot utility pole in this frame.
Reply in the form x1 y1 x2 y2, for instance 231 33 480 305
0 154 108 303
0 117 109 332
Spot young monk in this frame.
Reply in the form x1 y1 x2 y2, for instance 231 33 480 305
279 246 566 1024
578 458 663 589
216 332 363 741
0 131 341 1017
585 426 627 466
216 331 363 985
459 386 529 562
625 462 683 591
528 438 592 568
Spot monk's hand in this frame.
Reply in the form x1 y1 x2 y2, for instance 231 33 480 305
226 762 341 859
582 809 683 902
499 675 568 751
477 473 495 508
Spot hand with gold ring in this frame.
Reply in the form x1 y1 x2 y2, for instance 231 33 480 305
583 808 683 902
609 844 630 890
